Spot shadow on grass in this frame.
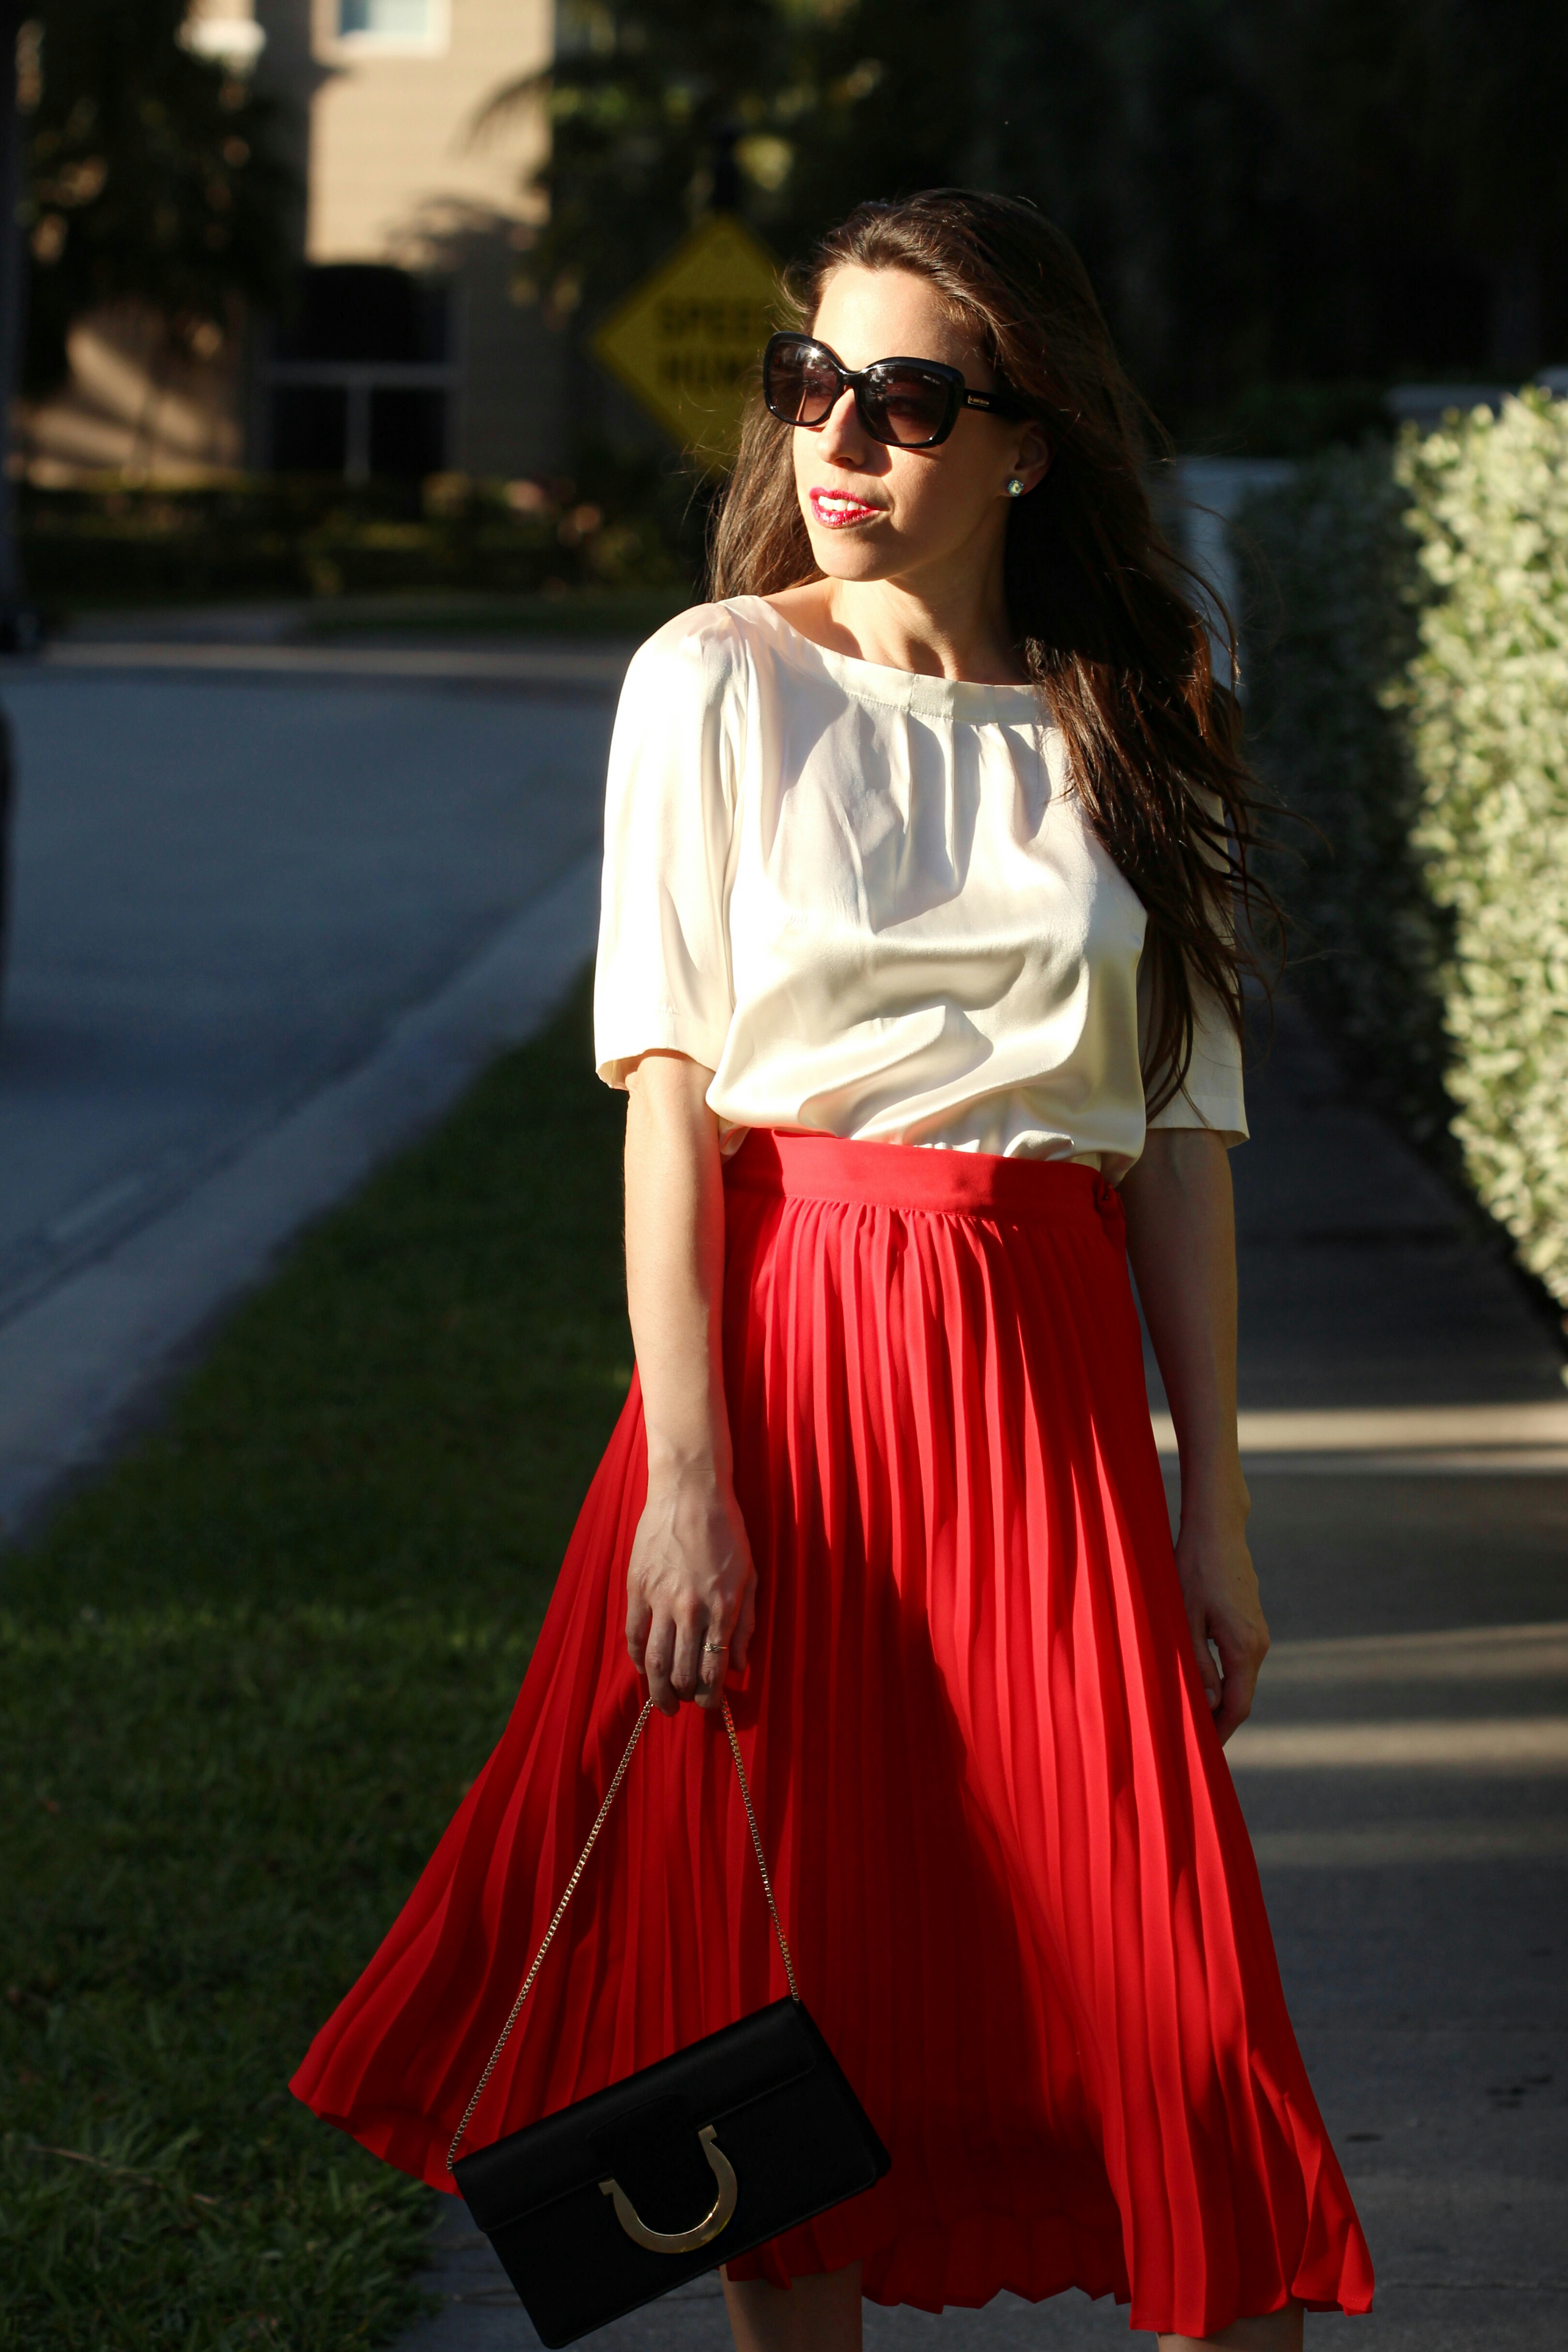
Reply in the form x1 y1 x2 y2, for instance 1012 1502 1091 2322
0 974 631 2350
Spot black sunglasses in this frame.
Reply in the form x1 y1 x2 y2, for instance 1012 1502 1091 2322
762 331 1026 450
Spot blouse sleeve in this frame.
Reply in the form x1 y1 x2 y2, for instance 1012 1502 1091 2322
1138 966 1249 1146
593 615 743 1089
1137 807 1249 1147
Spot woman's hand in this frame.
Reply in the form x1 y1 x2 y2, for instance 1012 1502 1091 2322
1174 1483 1268 1745
621 1049 755 1716
626 1461 757 1714
1121 1130 1274 1746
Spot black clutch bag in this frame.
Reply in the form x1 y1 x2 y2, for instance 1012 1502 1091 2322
447 1697 891 2349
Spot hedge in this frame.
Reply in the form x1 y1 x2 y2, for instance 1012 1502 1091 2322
18 463 696 609
1235 389 1568 1309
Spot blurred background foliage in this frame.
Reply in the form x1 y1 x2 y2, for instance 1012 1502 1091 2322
489 0 1568 453
9 0 1567 603
19 0 297 400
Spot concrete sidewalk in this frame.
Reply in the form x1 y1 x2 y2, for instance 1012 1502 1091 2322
400 1002 1568 2351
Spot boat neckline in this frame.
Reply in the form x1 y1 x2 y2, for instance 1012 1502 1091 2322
727 594 1048 722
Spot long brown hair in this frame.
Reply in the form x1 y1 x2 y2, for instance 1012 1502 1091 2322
708 189 1276 1115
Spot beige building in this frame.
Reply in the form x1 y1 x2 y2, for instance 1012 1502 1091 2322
19 0 567 484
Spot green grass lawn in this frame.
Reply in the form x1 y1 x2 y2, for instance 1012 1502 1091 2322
0 978 631 2349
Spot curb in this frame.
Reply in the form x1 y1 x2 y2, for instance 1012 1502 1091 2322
15 641 635 690
0 850 601 1543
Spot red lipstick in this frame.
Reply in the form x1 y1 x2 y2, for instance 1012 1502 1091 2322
809 488 884 529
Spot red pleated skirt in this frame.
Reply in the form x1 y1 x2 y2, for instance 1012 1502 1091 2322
292 1130 1373 2337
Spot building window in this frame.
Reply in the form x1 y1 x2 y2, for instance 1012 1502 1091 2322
266 266 458 482
333 0 447 51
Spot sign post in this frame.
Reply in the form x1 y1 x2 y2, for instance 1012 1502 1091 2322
592 215 784 466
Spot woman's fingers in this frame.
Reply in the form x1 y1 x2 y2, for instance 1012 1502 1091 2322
694 1541 758 1703
1210 1615 1268 1744
643 1611 680 1716
625 1586 653 1675
1175 1518 1269 1748
624 1472 757 1712
670 1606 711 1705
638 1594 729 1713
1196 1590 1269 1746
729 1571 757 1674
643 1578 753 1714
695 1609 731 1709
1187 1603 1224 1713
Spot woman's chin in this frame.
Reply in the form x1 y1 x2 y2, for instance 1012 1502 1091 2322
804 529 898 583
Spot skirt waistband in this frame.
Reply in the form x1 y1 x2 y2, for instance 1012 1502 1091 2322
723 1128 1122 1230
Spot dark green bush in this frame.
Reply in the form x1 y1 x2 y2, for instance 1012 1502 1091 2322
19 457 700 609
1233 445 1453 1148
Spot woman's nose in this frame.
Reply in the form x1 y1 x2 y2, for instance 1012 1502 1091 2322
815 385 876 467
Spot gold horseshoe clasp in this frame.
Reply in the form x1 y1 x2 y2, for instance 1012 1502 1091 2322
599 2123 739 2254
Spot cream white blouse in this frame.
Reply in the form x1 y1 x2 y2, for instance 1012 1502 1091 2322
593 596 1246 1182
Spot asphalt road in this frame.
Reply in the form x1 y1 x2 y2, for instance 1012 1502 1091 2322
0 664 615 1329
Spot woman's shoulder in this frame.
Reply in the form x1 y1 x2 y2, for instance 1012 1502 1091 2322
624 596 776 701
609 603 780 792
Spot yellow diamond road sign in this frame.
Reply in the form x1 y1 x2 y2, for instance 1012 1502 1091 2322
593 215 785 462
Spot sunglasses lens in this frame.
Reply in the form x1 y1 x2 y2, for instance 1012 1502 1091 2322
766 339 840 426
862 365 953 446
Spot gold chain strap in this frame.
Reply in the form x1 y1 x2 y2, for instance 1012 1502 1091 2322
446 1696 798 2172
721 1698 800 2006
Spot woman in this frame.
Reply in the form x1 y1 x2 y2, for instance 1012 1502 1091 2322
293 191 1374 2348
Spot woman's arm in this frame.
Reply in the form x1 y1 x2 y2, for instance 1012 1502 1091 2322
621 1050 756 1716
1119 1128 1268 1744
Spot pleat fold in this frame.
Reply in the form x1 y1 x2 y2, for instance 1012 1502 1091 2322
291 1128 1373 2337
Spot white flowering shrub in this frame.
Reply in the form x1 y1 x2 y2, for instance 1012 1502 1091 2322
1234 392 1568 1308
1398 391 1568 1305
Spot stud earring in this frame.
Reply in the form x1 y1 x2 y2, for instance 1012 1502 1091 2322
1005 477 1024 497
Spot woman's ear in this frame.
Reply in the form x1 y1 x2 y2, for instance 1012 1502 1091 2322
1010 421 1052 496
